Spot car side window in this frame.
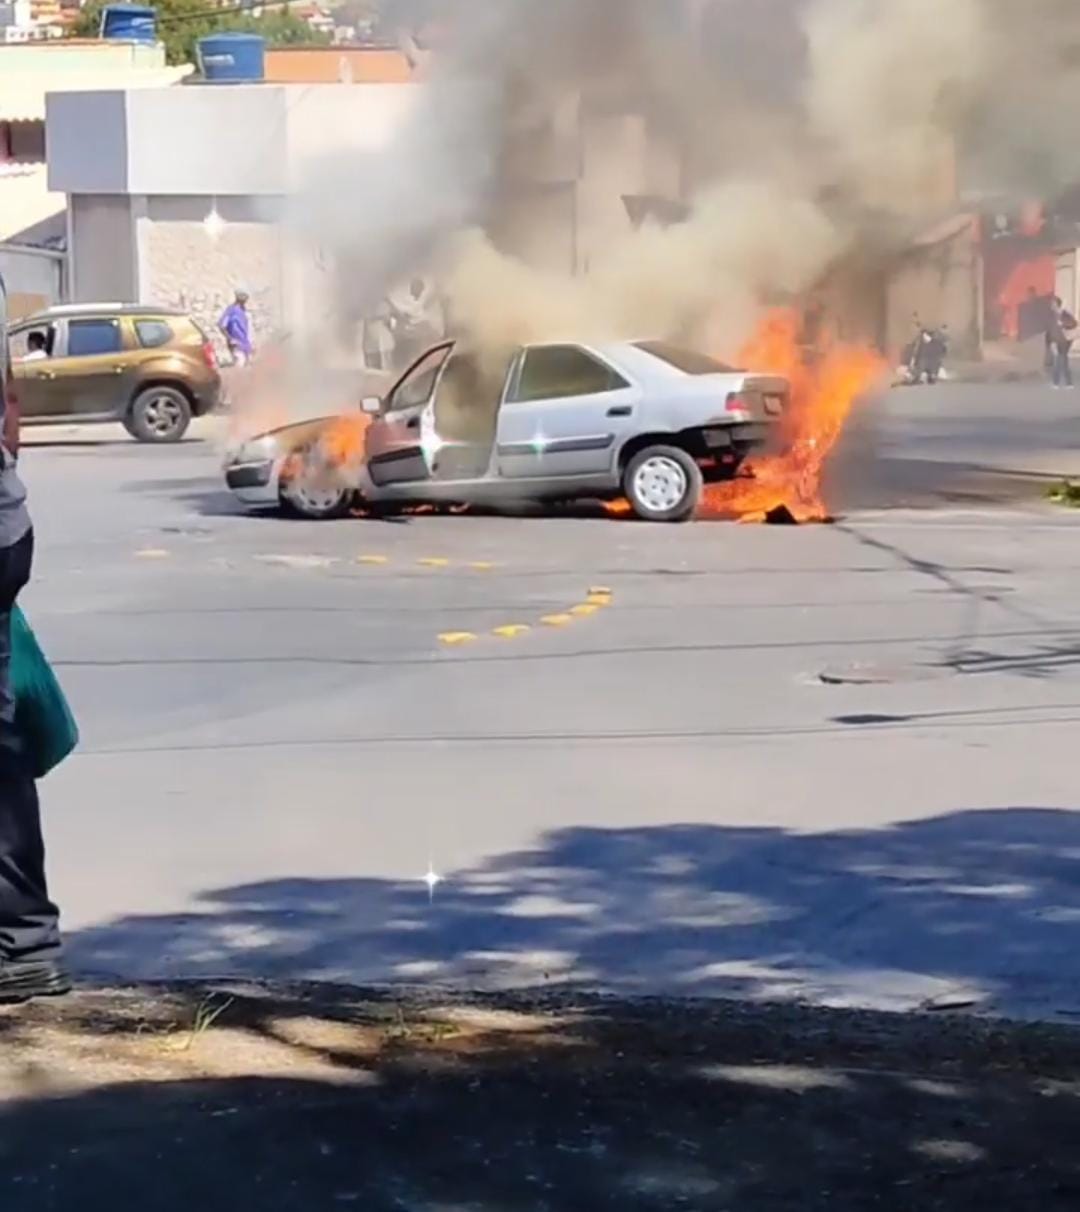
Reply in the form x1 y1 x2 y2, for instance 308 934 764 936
67 319 122 358
10 324 55 358
135 320 173 349
386 346 451 413
509 346 628 403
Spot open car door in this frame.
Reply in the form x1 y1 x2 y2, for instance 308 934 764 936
365 342 452 487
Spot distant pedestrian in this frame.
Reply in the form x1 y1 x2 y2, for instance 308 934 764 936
1046 295 1077 388
219 290 254 368
0 322 68 1003
388 277 443 370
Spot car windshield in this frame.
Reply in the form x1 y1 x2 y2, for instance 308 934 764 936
635 340 740 375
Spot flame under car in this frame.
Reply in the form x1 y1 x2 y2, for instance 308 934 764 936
224 339 789 523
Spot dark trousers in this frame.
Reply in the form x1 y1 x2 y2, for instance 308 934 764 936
0 529 61 962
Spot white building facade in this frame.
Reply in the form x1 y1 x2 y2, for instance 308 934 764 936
47 82 418 353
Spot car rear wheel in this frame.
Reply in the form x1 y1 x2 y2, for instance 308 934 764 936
623 445 702 523
126 386 192 443
280 466 352 520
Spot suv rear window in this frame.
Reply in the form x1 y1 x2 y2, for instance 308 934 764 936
135 319 174 349
636 341 738 375
67 319 122 357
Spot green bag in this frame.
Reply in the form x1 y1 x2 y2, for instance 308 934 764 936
9 606 78 778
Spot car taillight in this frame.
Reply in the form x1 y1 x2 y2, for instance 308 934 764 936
202 341 218 369
725 392 751 414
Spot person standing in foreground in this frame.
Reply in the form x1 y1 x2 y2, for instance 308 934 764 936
1046 295 1077 388
0 327 68 1003
218 289 254 368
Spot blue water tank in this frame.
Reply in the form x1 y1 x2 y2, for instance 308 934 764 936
197 33 266 83
99 4 157 41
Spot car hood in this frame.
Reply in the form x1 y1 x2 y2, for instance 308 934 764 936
229 415 349 460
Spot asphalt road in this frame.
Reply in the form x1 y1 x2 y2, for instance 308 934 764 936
16 381 1080 1019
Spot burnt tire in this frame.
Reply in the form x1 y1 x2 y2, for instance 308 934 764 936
623 444 702 523
126 386 192 443
280 470 352 520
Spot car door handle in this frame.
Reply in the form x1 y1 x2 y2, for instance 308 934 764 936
405 417 420 430
607 405 633 417
34 371 56 380
111 366 125 375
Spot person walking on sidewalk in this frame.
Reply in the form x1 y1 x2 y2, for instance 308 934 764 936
0 337 68 1003
1046 295 1077 388
218 289 254 368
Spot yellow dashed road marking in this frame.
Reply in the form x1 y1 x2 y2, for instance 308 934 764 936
356 554 389 565
541 613 574 627
570 603 599 617
136 548 170 559
438 632 478 646
469 561 497 571
419 557 452 568
586 593 612 606
493 624 531 639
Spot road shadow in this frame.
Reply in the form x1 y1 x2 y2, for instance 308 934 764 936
66 808 1080 1017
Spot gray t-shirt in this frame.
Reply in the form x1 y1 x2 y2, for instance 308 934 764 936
0 395 31 548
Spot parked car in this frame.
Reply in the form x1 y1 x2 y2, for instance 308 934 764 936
225 339 789 522
10 304 222 442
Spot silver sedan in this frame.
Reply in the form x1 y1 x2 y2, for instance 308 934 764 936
225 339 788 522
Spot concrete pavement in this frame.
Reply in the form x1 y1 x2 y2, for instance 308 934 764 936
15 383 1080 1019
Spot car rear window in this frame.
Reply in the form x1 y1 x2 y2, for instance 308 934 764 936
135 319 174 349
67 318 122 357
635 341 739 375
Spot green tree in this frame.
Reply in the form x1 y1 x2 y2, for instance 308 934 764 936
72 0 329 67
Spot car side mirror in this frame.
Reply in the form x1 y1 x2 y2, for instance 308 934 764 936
360 396 382 416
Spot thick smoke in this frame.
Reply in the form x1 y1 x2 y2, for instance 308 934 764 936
288 0 1080 368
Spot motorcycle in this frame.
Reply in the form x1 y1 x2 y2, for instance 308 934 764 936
900 320 948 385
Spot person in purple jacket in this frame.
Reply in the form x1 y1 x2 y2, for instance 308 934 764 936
218 290 254 367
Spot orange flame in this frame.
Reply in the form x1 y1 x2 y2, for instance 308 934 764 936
319 415 370 470
701 309 884 522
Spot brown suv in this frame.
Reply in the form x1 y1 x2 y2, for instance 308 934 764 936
10 304 222 442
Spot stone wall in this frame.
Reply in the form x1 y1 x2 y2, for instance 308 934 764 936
142 212 283 356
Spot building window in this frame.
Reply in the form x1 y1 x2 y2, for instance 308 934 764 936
7 121 46 163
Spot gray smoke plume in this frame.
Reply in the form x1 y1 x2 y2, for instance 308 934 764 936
287 0 1080 366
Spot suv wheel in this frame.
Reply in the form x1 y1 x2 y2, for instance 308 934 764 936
126 386 192 443
623 445 703 523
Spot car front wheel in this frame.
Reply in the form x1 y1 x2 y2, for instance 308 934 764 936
126 386 192 443
280 465 352 520
623 445 703 523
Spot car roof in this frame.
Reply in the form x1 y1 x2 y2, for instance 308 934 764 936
18 304 191 323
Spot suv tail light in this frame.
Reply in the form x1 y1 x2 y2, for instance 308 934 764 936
725 392 751 415
201 340 218 370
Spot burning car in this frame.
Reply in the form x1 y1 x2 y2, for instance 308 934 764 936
224 339 789 523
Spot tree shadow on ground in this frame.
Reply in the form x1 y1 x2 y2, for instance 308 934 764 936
3 981 1080 1212
66 808 1080 1017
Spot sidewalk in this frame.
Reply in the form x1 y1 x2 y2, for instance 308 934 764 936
3 982 1080 1210
946 337 1067 385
